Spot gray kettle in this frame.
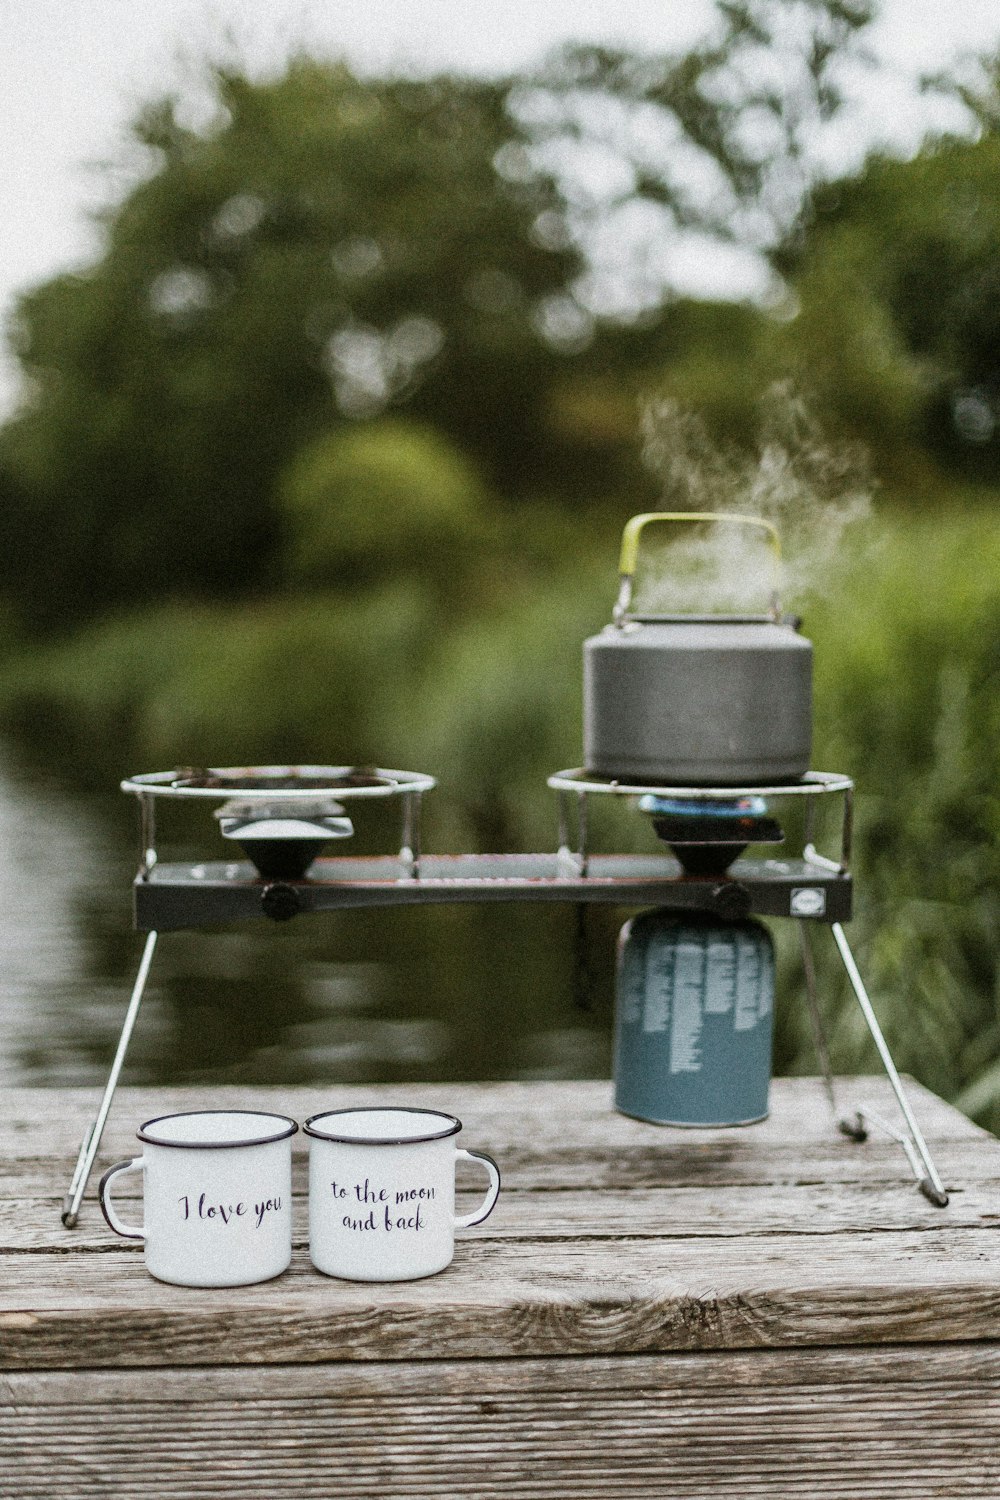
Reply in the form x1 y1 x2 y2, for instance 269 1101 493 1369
583 512 812 786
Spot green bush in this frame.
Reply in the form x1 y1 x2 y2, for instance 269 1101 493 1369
0 585 435 772
279 419 488 591
778 503 1000 1127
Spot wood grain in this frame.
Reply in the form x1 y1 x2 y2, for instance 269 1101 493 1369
2 1079 999 1496
3 1345 1000 1499
3 1135 993 1198
2 1227 1000 1367
0 1078 997 1373
1 1076 982 1152
4 1177 999 1253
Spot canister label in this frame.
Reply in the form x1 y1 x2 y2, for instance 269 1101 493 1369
638 923 771 1063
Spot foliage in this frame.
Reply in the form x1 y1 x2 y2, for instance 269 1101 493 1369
0 4 876 633
7 15 1000 1113
0 60 576 630
279 419 488 592
528 1 874 255
776 110 1000 483
778 506 1000 1129
0 586 436 771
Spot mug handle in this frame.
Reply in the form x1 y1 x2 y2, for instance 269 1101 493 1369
454 1148 501 1229
99 1157 146 1240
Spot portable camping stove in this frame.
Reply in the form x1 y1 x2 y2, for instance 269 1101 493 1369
61 761 948 1225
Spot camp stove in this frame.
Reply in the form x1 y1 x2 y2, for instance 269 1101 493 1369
60 759 947 1224
61 514 950 1225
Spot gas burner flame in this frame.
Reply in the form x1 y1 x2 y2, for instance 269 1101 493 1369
638 793 784 877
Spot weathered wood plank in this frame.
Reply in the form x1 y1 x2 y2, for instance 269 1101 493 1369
0 1077 983 1158
2 1345 999 1499
5 1340 1000 1399
1 1227 1000 1368
0 1079 994 1370
4 1078 990 1217
2 1177 998 1253
8 1222 1000 1303
5 1134 994 1198
1 1078 997 1495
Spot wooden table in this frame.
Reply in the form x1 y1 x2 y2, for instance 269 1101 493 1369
2 1076 999 1497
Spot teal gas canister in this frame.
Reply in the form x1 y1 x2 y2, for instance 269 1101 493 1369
614 910 775 1126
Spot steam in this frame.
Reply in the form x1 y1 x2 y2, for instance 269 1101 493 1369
636 383 872 615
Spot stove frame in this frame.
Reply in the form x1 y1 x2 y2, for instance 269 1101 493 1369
61 766 948 1225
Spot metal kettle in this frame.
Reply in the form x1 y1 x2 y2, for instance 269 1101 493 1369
583 512 813 786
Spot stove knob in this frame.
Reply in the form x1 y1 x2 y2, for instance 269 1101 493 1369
711 881 751 920
261 883 303 922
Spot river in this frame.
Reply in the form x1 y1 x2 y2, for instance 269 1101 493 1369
0 746 612 1089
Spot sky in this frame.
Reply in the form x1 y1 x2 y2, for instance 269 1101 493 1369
1 0 998 415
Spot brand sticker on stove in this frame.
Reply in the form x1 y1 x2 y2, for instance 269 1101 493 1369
790 887 826 917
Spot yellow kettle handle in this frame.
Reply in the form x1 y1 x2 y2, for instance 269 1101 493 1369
614 511 782 622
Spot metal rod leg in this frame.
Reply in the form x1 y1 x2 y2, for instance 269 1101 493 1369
557 791 571 866
61 931 159 1227
830 922 948 1206
399 791 421 879
556 791 582 876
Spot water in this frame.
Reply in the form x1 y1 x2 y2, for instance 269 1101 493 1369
0 746 613 1089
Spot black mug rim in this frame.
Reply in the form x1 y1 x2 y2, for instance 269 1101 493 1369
303 1107 462 1145
137 1109 299 1150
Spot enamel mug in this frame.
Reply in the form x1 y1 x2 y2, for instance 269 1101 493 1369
99 1110 298 1286
305 1108 500 1281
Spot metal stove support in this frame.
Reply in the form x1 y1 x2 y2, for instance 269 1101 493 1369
399 789 423 878
139 791 157 877
556 789 589 877
66 766 947 1218
799 911 947 1203
61 930 159 1227
799 922 867 1146
829 922 948 1206
64 766 438 1225
550 768 948 1203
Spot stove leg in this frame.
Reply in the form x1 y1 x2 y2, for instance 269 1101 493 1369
399 791 421 879
830 921 948 1206
61 930 159 1228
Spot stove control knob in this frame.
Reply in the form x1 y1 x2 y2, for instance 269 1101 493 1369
261 882 303 922
711 881 751 920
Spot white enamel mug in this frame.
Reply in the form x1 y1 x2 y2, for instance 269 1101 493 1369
99 1110 298 1287
305 1108 500 1281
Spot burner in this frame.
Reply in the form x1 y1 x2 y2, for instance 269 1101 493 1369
120 765 437 883
638 793 784 876
215 798 355 880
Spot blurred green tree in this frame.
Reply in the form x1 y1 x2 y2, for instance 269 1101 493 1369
0 1 874 630
775 58 1000 485
1 61 578 627
279 418 487 593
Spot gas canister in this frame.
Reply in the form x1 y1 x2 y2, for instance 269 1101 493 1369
614 910 775 1126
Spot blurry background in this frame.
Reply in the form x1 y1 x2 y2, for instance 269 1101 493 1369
3 0 1000 1129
